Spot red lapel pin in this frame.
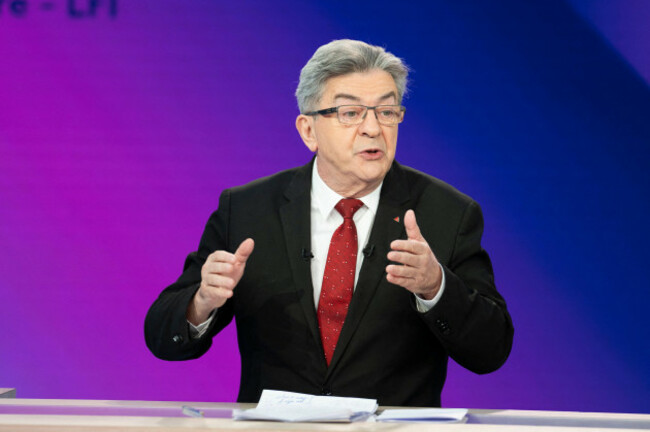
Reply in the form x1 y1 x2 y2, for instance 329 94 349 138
393 216 400 223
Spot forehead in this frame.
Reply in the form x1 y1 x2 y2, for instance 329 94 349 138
320 70 398 105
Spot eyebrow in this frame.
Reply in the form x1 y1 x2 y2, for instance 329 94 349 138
333 91 397 104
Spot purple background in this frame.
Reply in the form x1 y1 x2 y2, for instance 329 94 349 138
1 0 648 413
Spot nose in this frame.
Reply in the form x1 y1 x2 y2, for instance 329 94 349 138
358 107 382 137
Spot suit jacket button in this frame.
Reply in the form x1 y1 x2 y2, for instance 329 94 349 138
172 334 184 344
436 319 451 334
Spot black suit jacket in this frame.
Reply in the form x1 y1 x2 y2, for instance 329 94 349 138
145 160 513 407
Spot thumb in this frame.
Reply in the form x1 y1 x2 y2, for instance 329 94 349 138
404 210 424 241
234 238 255 263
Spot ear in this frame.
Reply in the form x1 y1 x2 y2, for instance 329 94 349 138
296 114 318 153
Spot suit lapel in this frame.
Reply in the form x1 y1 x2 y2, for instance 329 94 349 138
327 162 410 375
279 160 322 348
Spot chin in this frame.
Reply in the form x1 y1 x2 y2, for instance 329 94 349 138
358 166 389 184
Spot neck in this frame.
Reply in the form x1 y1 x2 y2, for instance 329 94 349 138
328 179 381 198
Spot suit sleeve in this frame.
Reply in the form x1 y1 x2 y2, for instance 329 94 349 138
144 190 236 361
419 200 514 374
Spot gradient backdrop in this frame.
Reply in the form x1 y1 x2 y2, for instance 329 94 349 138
1 0 648 413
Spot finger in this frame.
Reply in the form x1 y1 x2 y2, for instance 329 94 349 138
386 273 414 289
207 250 237 264
387 250 421 267
404 210 424 241
386 264 418 279
234 238 255 263
203 261 234 275
199 286 235 302
204 274 237 290
390 239 428 255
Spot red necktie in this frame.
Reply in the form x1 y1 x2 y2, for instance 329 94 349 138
317 198 364 365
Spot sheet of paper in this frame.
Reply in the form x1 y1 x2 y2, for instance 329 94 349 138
377 408 468 423
232 390 378 422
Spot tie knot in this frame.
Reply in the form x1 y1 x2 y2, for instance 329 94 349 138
335 198 363 219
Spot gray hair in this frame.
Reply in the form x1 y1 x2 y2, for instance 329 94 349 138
296 39 409 113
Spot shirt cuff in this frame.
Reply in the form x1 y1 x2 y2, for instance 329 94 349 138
188 309 217 339
414 263 446 313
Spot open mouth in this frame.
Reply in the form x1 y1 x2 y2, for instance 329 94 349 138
359 149 384 160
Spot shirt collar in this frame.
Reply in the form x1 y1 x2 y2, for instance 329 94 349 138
311 157 382 218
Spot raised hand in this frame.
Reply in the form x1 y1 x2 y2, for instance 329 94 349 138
386 210 441 300
187 238 254 324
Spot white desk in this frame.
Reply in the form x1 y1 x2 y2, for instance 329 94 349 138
0 398 649 431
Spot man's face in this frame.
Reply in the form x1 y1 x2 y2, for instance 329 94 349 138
296 69 400 198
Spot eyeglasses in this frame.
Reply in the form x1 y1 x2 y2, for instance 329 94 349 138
305 104 406 126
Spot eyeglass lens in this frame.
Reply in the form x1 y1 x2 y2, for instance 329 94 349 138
338 105 403 125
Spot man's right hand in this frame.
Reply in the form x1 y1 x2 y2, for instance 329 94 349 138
186 238 255 325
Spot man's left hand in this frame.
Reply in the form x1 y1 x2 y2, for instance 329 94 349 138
386 209 442 300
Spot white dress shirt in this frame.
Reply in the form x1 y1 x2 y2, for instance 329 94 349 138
309 157 381 306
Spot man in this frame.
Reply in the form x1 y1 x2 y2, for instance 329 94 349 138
145 39 513 407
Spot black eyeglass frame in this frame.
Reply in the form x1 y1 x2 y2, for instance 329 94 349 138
304 104 406 125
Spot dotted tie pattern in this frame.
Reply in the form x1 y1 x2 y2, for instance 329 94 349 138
317 198 364 366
